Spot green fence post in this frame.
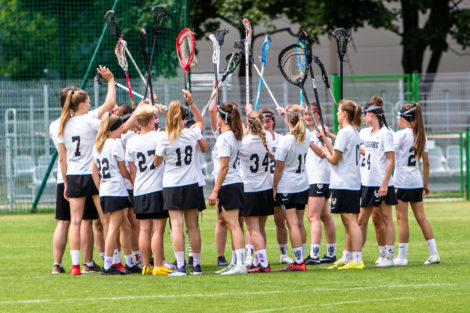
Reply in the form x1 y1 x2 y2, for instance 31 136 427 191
412 72 420 103
31 0 121 212
460 132 464 198
466 130 470 200
331 74 340 133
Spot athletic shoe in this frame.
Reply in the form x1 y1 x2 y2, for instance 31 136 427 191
153 266 171 276
215 264 234 274
52 264 65 274
82 261 101 273
327 258 346 270
248 264 271 273
135 258 143 268
71 266 81 276
376 257 394 267
187 256 194 268
424 254 440 265
320 254 337 264
393 257 408 266
338 260 364 270
280 254 294 265
217 256 229 267
101 265 128 275
114 263 126 272
245 256 253 268
190 264 202 275
304 255 320 265
163 260 176 270
280 262 307 272
142 265 154 275
221 265 248 275
169 266 186 276
125 264 142 274
375 253 385 265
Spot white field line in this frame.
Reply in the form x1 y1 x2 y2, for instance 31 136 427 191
0 283 457 306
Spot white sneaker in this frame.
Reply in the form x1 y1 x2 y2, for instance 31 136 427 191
393 257 408 266
375 253 386 265
376 256 394 267
424 254 440 265
280 254 294 265
220 265 248 275
163 260 176 270
245 256 253 268
215 264 234 274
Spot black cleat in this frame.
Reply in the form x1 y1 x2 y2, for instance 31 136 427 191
187 256 194 268
125 264 142 274
217 256 229 266
305 255 321 265
101 265 128 275
320 254 337 264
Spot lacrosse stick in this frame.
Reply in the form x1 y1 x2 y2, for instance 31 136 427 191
313 55 337 107
202 52 243 116
143 6 169 101
96 73 159 104
139 29 155 106
252 63 280 108
209 29 229 107
331 28 351 99
176 28 198 92
295 40 307 109
242 18 252 106
254 36 272 110
278 44 322 143
114 40 135 108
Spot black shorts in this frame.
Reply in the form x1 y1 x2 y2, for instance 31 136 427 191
330 189 361 214
396 188 423 203
134 191 168 220
241 189 274 217
197 186 206 211
308 183 331 199
217 183 244 213
100 196 131 214
55 183 98 220
163 183 201 211
360 186 398 207
276 189 308 211
127 189 134 207
66 174 98 198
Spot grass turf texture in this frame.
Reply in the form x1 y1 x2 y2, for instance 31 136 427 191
0 201 469 312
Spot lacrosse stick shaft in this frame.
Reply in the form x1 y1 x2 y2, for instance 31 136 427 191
144 34 158 105
328 88 337 107
114 81 150 103
301 87 323 145
202 80 225 116
309 66 326 131
125 48 147 85
340 59 343 99
254 65 264 110
252 64 280 108
123 71 135 108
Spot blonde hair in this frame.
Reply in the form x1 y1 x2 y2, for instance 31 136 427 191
96 113 120 152
58 89 89 137
166 100 184 142
135 104 158 127
220 102 243 141
339 99 362 128
248 111 274 159
287 105 306 144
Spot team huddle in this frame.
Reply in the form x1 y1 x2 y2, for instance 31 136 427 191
49 66 439 276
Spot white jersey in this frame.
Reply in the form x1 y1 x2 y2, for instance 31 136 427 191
359 127 394 187
49 119 64 184
93 138 128 197
125 131 164 196
393 128 428 189
275 130 310 193
212 130 242 186
194 133 206 187
268 131 282 174
239 134 274 192
156 127 201 188
120 131 136 190
329 125 361 190
58 110 100 175
306 129 331 184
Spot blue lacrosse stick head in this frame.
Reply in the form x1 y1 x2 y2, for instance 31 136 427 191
294 41 307 72
260 36 272 67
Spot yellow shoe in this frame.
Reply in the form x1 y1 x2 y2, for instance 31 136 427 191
327 259 346 270
153 266 171 276
160 265 173 273
142 265 154 275
338 260 364 270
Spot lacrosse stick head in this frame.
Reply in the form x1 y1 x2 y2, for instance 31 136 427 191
221 52 242 81
331 28 351 58
242 18 252 48
104 10 121 39
214 28 229 47
278 44 308 87
209 34 220 65
297 31 312 63
115 39 128 71
151 6 169 34
260 36 272 66
176 28 197 72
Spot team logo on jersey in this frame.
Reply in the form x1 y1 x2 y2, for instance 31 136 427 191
374 190 380 198
317 184 323 190
365 141 379 149
331 197 337 206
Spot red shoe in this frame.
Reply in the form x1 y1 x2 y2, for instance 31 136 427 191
71 265 81 276
114 263 126 271
280 261 306 272
248 264 271 273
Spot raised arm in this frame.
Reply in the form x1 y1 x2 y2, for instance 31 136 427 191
183 89 204 130
96 65 116 118
208 80 219 133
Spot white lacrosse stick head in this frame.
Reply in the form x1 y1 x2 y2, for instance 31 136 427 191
209 34 220 73
115 39 128 71
243 18 252 51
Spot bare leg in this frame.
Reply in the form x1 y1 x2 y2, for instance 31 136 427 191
152 219 167 268
371 207 387 246
395 200 409 243
53 220 69 265
80 219 94 263
93 218 105 257
215 210 228 257
357 207 372 247
139 219 152 266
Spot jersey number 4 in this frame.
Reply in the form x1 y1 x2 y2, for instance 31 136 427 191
361 154 371 170
250 153 269 173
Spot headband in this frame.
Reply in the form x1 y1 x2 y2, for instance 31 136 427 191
218 105 231 123
262 112 273 120
399 106 416 122
110 117 123 131
363 104 389 129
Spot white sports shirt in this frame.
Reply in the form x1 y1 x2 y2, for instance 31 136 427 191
92 138 128 197
329 125 361 190
268 131 282 174
359 126 395 187
120 131 136 190
239 134 274 192
306 129 331 185
125 131 164 196
393 128 428 189
58 110 100 175
194 132 206 187
156 127 201 188
49 118 64 184
212 130 243 186
275 130 310 193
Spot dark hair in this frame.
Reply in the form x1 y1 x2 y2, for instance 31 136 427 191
116 104 134 123
220 102 243 141
260 107 276 130
400 103 426 159
340 99 361 128
363 96 389 129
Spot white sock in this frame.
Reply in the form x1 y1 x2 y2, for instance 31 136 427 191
326 243 336 257
132 251 142 262
235 249 245 266
84 261 94 267
104 256 113 270
70 250 80 266
379 246 386 257
230 250 236 265
125 254 135 267
386 245 395 257
398 243 409 259
112 249 121 265
279 244 288 256
352 252 362 263
175 251 185 268
310 244 320 259
245 244 254 259
343 250 352 262
426 239 438 255
301 243 307 258
293 247 303 264
193 253 201 266
256 249 268 267
187 236 193 257
253 254 259 266
99 252 105 261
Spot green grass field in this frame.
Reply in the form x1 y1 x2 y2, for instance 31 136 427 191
0 201 469 312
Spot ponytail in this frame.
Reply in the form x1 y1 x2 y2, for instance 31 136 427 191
340 99 362 128
401 103 426 160
166 101 184 142
286 104 306 144
220 102 243 141
248 111 274 159
96 113 120 152
58 89 89 137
